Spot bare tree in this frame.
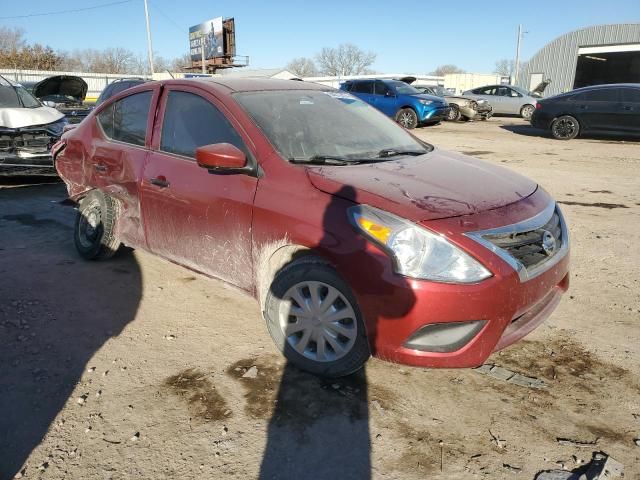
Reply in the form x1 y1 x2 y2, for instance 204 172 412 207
0 27 26 53
494 58 528 78
286 57 318 77
430 64 465 76
315 44 376 76
170 54 193 73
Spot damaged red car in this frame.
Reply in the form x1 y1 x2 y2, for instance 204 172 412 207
54 78 570 377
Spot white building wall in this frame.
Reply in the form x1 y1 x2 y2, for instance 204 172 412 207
443 73 507 95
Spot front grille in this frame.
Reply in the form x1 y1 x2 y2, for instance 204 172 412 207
483 211 562 270
465 202 568 282
0 131 53 158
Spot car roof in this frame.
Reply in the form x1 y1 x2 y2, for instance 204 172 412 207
189 77 331 93
571 83 640 92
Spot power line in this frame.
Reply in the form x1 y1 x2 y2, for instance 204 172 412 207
148 0 186 34
0 0 133 20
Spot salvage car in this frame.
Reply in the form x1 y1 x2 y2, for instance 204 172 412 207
530 83 640 140
414 85 493 121
54 78 570 377
339 79 449 128
463 84 543 120
22 75 92 124
1 75 67 175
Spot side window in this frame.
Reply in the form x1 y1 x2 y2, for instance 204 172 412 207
374 81 390 96
350 81 374 94
581 89 619 102
508 88 521 97
160 91 247 159
342 82 353 91
621 88 640 103
97 104 114 137
112 91 152 146
476 87 494 95
496 87 510 97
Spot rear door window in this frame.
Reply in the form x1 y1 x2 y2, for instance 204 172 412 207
350 81 374 94
575 89 619 102
621 88 640 103
112 91 152 146
160 90 247 159
374 81 391 96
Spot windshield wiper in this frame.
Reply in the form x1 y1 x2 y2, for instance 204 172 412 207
376 148 427 158
289 155 384 165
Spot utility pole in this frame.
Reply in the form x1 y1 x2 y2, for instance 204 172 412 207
513 24 523 85
200 32 206 74
143 0 154 76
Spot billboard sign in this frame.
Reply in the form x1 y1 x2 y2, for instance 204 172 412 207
189 17 224 61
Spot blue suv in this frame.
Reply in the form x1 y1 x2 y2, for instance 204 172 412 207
340 79 449 129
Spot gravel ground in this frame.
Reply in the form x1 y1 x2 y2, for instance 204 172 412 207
1 117 639 479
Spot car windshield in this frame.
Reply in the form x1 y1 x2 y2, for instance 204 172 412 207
0 78 41 108
234 89 431 162
388 81 421 95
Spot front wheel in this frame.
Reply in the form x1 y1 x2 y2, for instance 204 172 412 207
74 190 121 260
520 104 535 120
446 104 461 121
395 108 418 129
264 259 370 377
551 115 580 140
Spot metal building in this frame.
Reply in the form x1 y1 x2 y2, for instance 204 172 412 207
517 23 640 97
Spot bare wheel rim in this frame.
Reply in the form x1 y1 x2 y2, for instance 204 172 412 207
553 117 577 138
398 111 414 127
278 281 357 363
447 106 458 120
522 105 534 119
78 200 102 248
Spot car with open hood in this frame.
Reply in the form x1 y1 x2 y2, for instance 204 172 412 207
463 81 550 120
0 75 67 176
22 75 93 124
54 78 569 377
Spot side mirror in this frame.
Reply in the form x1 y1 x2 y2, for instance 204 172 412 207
195 143 251 175
385 91 395 97
42 100 57 107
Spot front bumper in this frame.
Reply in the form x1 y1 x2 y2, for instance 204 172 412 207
0 154 57 176
0 127 58 176
347 188 569 368
418 105 450 123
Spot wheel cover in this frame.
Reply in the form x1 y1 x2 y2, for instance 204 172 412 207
77 200 102 248
522 105 534 119
553 117 577 138
278 281 357 363
398 111 414 128
447 107 457 120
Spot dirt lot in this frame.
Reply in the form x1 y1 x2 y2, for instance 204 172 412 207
1 117 639 479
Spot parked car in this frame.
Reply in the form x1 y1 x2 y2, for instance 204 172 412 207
54 78 569 377
22 75 92 124
339 79 449 129
531 83 640 140
0 75 67 176
463 84 545 120
414 85 493 121
95 78 149 106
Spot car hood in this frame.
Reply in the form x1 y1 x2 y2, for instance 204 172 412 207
33 75 88 102
0 106 65 129
407 93 443 103
306 149 537 222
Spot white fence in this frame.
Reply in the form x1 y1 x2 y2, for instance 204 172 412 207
0 69 150 101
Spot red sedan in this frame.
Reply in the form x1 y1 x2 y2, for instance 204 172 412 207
54 78 569 377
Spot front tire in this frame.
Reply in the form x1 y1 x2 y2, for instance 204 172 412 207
550 115 580 140
520 104 535 120
264 258 370 377
446 104 461 121
395 108 418 129
74 190 121 260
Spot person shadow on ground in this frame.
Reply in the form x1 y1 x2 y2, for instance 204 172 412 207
0 183 141 478
258 186 416 479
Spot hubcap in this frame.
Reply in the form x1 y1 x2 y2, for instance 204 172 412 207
399 112 413 127
447 107 457 120
553 118 576 138
522 106 534 119
278 281 357 363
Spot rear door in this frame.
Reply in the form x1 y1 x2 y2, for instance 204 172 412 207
92 86 159 247
139 85 258 289
571 88 622 131
471 86 504 113
619 87 640 133
348 81 375 108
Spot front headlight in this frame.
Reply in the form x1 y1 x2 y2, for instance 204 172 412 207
419 99 434 105
349 205 492 283
44 117 69 137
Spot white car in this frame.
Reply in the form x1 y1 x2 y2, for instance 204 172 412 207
0 75 67 176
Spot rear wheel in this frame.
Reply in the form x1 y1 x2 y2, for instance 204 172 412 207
74 190 121 260
395 108 418 129
264 258 370 377
446 104 461 121
551 115 580 140
520 104 535 120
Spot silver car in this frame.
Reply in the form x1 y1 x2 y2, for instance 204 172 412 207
462 85 539 120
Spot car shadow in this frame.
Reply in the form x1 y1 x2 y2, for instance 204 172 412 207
259 186 416 479
500 124 640 143
0 183 141 478
500 124 549 137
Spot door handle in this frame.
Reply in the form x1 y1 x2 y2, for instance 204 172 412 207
94 164 107 172
623 105 633 111
149 176 170 188
578 105 588 109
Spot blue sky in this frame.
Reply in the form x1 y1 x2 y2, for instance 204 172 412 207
2 0 639 73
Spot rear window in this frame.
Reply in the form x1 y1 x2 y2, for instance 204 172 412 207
97 91 152 146
350 81 374 94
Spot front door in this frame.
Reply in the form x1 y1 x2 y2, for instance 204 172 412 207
372 80 397 117
140 86 258 289
573 89 622 132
